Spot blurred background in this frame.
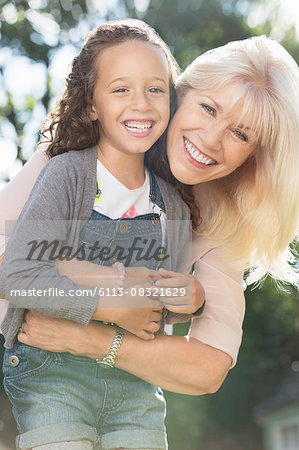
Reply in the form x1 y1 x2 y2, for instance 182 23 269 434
0 0 298 449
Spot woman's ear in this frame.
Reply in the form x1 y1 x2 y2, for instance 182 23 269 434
176 86 184 105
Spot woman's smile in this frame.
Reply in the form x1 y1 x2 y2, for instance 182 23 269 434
167 84 257 185
183 136 218 167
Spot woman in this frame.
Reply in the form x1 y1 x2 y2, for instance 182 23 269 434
1 34 299 449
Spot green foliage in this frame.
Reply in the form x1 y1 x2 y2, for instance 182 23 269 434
123 0 253 68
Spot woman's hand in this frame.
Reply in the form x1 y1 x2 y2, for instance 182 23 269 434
123 265 162 288
17 310 116 357
18 310 92 354
154 268 205 314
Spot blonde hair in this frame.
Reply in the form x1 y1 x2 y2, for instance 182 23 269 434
177 36 299 287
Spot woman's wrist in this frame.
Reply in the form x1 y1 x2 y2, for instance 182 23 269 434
71 321 116 359
96 326 125 368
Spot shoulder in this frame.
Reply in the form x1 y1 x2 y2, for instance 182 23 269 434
154 174 190 218
40 146 97 181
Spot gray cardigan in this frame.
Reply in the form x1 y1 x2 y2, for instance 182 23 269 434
0 145 192 348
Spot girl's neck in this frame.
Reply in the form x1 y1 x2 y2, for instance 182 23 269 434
97 145 146 190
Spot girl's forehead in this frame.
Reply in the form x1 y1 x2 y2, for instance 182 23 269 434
92 41 171 87
97 40 169 69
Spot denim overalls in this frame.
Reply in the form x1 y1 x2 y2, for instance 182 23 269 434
78 170 166 270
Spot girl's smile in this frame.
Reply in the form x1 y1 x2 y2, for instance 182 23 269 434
122 119 156 138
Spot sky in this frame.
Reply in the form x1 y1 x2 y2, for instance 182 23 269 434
0 0 298 189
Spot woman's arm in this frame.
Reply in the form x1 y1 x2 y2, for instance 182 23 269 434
0 148 48 305
190 238 246 367
114 330 231 394
15 233 242 394
54 235 246 367
19 310 232 395
0 148 49 236
35 239 244 391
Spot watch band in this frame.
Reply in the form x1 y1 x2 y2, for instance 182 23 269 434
96 327 125 369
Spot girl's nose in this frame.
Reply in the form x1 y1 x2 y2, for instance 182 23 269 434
130 92 151 112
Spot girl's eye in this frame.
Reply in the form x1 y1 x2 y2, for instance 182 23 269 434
201 103 216 116
113 88 128 93
232 129 248 142
149 87 164 93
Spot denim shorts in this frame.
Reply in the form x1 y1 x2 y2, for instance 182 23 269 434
3 343 167 449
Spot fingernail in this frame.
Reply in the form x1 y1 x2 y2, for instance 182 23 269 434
155 281 161 286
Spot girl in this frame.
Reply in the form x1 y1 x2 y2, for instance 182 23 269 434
1 19 205 450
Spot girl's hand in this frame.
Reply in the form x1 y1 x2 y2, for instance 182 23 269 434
96 266 163 339
154 268 205 315
93 270 163 339
98 286 163 340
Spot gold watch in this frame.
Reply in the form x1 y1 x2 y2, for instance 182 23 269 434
96 327 125 369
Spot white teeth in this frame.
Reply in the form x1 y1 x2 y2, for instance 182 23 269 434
125 121 152 131
183 137 216 165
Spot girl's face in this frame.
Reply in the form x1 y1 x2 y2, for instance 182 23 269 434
90 40 170 160
166 84 258 185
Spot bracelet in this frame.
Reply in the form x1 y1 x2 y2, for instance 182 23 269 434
96 326 125 369
100 263 125 327
112 261 126 292
192 300 206 317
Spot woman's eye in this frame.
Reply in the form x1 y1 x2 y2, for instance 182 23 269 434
232 129 248 142
201 103 216 116
149 87 164 93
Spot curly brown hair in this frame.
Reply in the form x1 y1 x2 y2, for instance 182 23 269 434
40 18 200 229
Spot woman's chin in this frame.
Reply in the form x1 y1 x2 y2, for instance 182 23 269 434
169 164 199 185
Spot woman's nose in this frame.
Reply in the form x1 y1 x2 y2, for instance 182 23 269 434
202 124 224 150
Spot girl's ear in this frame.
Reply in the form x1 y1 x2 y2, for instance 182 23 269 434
88 102 98 121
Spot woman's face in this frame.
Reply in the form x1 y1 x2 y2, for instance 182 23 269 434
166 83 258 185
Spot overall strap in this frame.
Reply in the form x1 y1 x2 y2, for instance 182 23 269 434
148 170 165 212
